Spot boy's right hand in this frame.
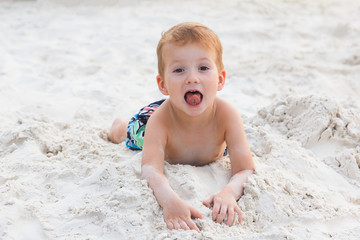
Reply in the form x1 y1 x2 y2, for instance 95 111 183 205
163 197 202 232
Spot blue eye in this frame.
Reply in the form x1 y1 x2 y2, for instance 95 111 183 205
199 66 209 71
173 68 184 73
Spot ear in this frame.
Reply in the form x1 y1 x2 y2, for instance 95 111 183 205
156 75 169 95
217 70 226 91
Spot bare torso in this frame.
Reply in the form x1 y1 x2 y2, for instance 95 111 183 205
160 99 227 166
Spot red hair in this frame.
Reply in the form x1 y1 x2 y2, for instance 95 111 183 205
156 22 224 77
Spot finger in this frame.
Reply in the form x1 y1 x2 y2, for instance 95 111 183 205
202 195 214 208
234 205 243 223
166 221 174 230
179 221 190 230
225 207 235 226
185 219 200 233
212 201 221 221
216 204 227 223
190 206 203 219
173 221 181 230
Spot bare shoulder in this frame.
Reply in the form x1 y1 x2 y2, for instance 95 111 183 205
216 98 254 173
143 100 172 145
146 99 171 128
215 97 243 124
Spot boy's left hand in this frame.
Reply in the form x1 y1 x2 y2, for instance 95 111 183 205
203 187 243 226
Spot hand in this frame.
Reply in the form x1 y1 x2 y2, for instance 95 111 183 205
162 198 202 232
203 188 243 226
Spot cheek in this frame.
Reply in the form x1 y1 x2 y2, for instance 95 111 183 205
167 75 182 86
206 73 221 88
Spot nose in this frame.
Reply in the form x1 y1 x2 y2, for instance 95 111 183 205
185 69 200 84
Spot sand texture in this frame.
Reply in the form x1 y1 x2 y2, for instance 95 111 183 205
0 0 360 239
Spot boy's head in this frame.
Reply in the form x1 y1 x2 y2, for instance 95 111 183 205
157 22 224 77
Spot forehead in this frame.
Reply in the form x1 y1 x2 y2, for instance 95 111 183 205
162 42 216 63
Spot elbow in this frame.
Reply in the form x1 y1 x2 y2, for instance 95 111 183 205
249 169 255 176
244 168 254 176
141 164 164 184
246 155 255 172
141 164 154 181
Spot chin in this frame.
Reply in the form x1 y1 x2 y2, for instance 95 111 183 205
183 102 207 116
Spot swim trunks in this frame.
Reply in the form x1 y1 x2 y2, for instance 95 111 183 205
125 99 228 156
126 99 166 150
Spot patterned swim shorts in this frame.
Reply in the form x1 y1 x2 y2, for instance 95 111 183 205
126 99 166 150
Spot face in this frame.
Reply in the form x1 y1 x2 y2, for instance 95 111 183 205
157 43 225 117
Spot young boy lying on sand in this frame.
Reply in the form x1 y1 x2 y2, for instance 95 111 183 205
108 22 255 232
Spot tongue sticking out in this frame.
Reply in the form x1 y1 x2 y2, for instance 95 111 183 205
185 91 202 106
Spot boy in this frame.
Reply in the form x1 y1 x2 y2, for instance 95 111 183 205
108 22 255 232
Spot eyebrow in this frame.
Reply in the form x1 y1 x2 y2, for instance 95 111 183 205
169 57 213 66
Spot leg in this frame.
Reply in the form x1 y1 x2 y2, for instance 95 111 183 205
108 118 128 144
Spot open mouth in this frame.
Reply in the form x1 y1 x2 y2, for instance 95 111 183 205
184 90 203 106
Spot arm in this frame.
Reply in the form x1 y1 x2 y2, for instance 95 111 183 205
203 105 254 226
141 115 202 231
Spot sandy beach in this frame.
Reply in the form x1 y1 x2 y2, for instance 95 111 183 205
0 0 359 239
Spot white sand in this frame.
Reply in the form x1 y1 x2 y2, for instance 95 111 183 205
1 0 360 239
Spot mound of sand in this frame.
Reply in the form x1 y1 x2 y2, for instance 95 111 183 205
1 0 359 239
